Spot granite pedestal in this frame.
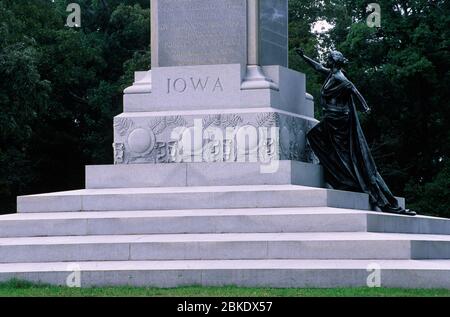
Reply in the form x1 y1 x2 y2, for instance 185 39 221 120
1 0 449 289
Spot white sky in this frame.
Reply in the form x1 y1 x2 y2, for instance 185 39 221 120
312 20 335 34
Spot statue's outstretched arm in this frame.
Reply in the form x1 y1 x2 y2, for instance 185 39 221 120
295 48 330 75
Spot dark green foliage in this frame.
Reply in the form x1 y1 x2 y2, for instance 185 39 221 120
0 0 150 212
0 0 448 216
288 0 449 216
405 161 450 218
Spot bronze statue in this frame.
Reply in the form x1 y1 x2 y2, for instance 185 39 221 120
295 48 416 216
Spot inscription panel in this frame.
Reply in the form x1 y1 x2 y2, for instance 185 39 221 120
155 0 247 67
151 64 243 109
260 0 288 67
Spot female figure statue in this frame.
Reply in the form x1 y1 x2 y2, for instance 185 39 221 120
295 48 415 216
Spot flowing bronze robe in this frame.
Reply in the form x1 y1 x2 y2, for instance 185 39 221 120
307 72 401 211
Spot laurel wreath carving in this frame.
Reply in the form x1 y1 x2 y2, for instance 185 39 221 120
202 114 243 129
149 116 188 135
114 118 134 137
256 113 279 127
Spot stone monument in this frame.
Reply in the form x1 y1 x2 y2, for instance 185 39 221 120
117 0 316 167
0 0 449 289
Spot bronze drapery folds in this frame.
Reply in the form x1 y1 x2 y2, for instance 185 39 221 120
295 48 415 216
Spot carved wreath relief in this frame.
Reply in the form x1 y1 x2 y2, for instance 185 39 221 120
113 113 314 164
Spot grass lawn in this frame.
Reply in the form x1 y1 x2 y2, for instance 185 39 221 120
0 280 449 297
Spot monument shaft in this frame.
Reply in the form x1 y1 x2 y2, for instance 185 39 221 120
120 0 315 165
151 0 288 68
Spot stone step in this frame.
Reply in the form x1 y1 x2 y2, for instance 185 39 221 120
1 208 449 238
17 185 373 213
0 259 449 288
0 208 367 237
0 232 449 263
85 161 324 189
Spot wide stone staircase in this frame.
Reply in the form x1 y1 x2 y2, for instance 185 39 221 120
0 162 449 288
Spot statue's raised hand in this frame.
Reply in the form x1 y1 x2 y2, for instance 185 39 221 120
295 48 305 57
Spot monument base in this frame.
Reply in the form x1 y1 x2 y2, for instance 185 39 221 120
0 161 449 288
122 65 312 115
113 108 317 165
0 260 449 289
3 0 447 290
116 64 318 165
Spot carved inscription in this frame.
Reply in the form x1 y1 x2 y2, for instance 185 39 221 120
157 0 247 66
167 77 224 94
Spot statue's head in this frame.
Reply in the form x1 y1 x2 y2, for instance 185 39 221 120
325 50 348 69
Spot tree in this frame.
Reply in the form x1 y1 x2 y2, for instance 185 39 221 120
0 0 150 213
296 0 450 215
0 0 448 217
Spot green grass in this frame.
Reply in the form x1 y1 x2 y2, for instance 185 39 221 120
0 280 449 297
